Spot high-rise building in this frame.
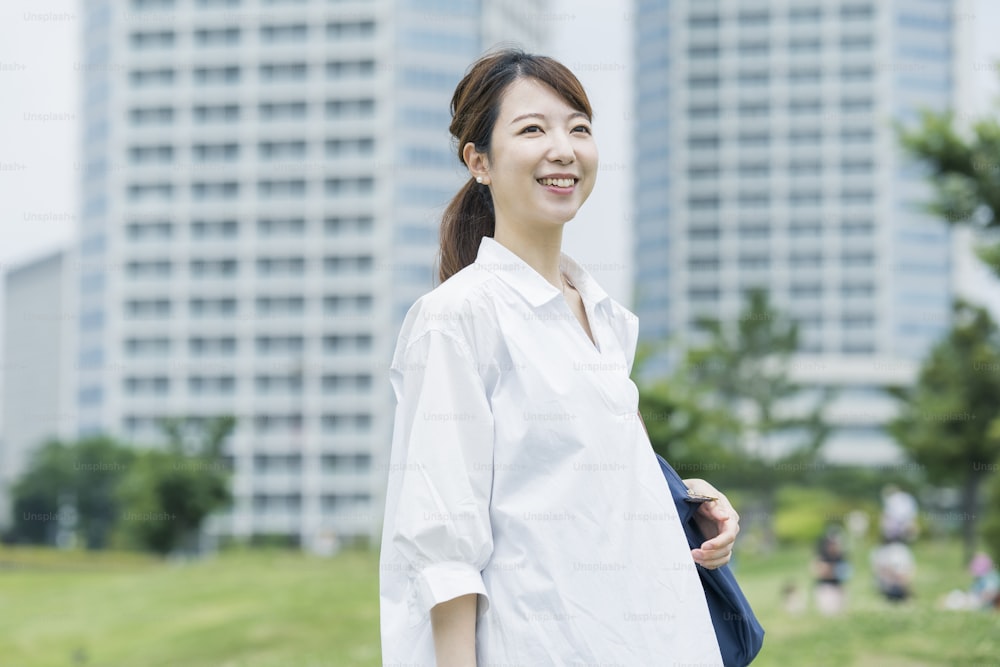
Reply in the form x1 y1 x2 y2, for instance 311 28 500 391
633 0 973 463
76 0 546 549
1 249 77 531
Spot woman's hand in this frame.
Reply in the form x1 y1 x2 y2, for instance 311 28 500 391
683 478 740 570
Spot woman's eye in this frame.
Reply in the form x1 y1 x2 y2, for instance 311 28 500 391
520 125 542 134
573 125 592 134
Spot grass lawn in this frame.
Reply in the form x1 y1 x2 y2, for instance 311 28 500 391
1 539 997 666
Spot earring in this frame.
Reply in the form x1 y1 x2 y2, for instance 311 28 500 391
476 176 483 184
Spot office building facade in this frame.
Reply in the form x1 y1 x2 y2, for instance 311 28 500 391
76 0 546 549
633 0 972 463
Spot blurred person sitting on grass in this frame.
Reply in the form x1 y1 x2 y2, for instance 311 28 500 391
870 537 915 603
941 552 1000 611
813 524 850 615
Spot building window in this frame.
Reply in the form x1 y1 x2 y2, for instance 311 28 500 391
125 337 171 358
129 106 174 126
190 258 238 278
841 66 874 82
841 128 874 144
841 4 874 20
256 335 304 355
194 27 241 46
325 216 374 236
126 299 172 319
325 98 376 118
259 140 306 160
790 190 822 206
260 24 308 43
127 183 173 201
789 6 822 23
258 179 307 199
688 196 720 211
129 68 175 87
260 62 308 82
189 297 237 318
256 257 306 276
326 20 376 38
737 41 769 55
688 165 720 180
325 59 376 79
789 38 821 54
842 252 875 266
841 159 874 175
188 376 236 396
789 67 822 83
687 75 720 90
323 255 373 274
192 181 240 200
129 145 174 164
127 260 172 279
258 218 306 236
259 101 307 120
194 104 240 123
325 137 375 157
194 65 240 85
189 336 237 356
738 132 770 147
130 30 175 49
688 135 720 150
789 98 822 114
323 294 373 314
687 14 720 29
127 221 173 241
191 219 238 238
322 334 373 355
124 376 170 396
324 177 374 196
789 130 822 146
193 142 240 162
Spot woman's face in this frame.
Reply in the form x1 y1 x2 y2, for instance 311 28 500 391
474 77 598 232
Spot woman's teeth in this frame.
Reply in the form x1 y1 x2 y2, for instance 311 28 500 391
537 178 575 188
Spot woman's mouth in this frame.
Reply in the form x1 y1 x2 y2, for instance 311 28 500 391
536 177 578 193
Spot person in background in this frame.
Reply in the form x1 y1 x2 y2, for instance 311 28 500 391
880 485 918 543
813 524 850 615
870 537 916 603
968 553 1000 610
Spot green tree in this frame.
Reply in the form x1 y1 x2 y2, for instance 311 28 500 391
887 301 1000 562
9 437 134 548
681 289 833 541
635 343 743 476
982 467 1000 563
896 108 1000 278
117 416 234 555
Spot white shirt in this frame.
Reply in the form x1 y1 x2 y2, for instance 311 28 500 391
380 236 723 666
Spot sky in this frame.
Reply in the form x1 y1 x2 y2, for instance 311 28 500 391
0 0 998 301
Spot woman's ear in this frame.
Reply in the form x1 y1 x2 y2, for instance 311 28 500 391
462 141 491 185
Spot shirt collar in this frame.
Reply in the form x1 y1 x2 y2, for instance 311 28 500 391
473 236 612 310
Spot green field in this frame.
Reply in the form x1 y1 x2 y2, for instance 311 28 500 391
1 540 997 667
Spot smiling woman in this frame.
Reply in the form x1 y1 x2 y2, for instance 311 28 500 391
379 48 738 667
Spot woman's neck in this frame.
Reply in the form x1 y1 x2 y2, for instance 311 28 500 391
493 222 565 289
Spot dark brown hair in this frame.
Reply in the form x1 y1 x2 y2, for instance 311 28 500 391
437 48 593 283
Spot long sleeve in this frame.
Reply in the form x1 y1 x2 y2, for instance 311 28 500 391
385 328 496 624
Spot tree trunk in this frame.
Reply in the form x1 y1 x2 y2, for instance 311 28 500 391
961 470 984 565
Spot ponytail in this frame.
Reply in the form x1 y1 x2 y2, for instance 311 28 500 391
438 178 495 283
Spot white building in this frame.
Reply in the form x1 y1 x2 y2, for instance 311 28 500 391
633 0 973 464
76 0 546 549
1 250 77 530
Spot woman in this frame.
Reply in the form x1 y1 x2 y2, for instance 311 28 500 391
380 49 739 666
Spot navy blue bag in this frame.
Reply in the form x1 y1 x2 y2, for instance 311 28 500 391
655 453 765 667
